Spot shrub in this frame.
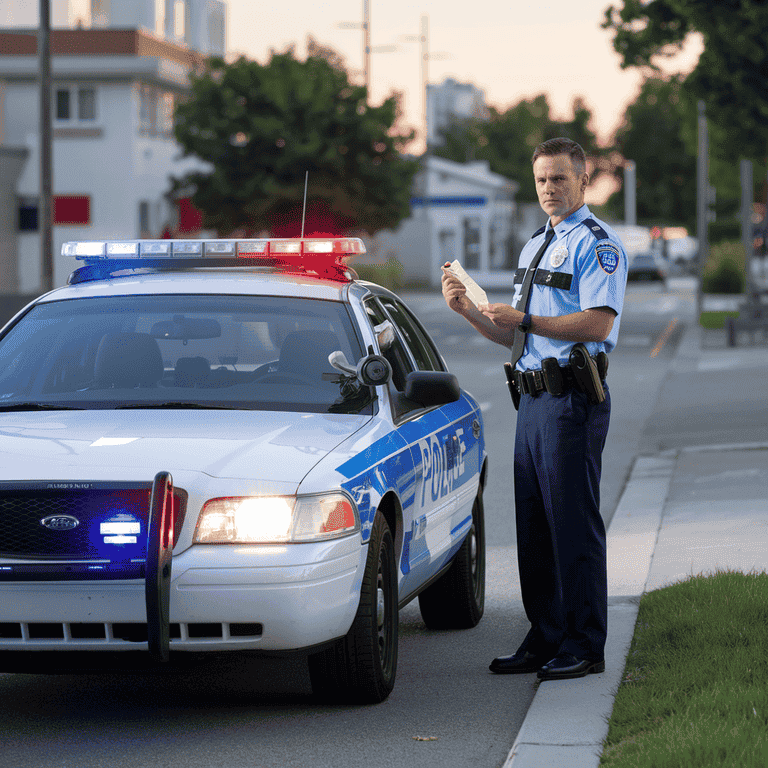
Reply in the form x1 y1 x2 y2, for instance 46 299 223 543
703 258 744 294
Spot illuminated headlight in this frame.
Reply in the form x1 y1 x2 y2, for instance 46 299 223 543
193 493 359 544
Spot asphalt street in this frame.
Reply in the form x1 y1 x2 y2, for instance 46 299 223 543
0 279 698 768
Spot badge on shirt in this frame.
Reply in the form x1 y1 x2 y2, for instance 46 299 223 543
596 242 620 274
549 244 568 268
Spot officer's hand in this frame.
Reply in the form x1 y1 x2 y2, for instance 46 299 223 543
479 303 522 330
441 264 472 315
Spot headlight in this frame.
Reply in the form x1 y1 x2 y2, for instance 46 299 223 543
193 492 360 544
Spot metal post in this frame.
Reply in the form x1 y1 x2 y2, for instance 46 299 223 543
39 0 53 292
624 160 636 227
421 15 428 152
696 101 709 320
362 0 370 96
741 159 754 299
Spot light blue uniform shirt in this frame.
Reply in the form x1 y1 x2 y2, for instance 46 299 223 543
513 204 628 372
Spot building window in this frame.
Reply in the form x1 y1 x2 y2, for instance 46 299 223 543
139 201 151 237
208 6 225 53
18 196 39 232
55 87 96 122
155 0 166 36
91 0 109 27
53 195 91 226
174 0 186 40
78 88 95 121
139 86 175 137
463 217 481 270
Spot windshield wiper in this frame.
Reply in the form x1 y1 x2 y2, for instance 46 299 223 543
0 402 85 412
115 402 239 410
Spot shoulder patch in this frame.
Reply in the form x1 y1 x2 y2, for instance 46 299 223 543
531 225 546 239
581 218 609 241
596 242 620 275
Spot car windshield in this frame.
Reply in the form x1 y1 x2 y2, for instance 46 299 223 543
0 294 371 414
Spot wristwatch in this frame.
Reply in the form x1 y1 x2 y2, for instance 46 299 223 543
518 312 532 333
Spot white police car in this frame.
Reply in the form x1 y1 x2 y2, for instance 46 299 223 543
0 237 486 703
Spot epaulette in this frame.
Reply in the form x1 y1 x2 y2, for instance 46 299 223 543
531 225 546 239
581 218 609 241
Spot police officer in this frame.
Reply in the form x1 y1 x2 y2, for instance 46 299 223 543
441 137 628 681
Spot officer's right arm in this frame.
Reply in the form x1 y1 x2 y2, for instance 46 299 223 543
441 266 512 348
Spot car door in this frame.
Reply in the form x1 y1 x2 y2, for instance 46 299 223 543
372 296 481 595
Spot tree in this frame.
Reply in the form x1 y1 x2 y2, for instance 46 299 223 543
171 43 418 236
432 95 609 203
602 0 768 163
605 76 697 229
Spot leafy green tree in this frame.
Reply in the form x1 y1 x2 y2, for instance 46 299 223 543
602 0 768 163
605 76 697 229
171 44 418 236
433 94 609 203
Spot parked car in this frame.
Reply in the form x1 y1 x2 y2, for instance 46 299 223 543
0 237 487 703
627 252 667 285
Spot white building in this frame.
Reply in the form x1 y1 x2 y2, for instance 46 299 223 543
0 0 225 292
366 155 519 289
426 77 489 149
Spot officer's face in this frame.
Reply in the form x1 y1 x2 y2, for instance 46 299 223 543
533 154 589 226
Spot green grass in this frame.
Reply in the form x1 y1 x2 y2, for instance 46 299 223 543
699 311 740 330
601 570 768 767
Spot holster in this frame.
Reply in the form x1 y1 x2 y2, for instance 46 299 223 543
503 362 520 411
568 343 606 405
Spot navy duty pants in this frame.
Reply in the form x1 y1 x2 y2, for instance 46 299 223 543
514 385 611 661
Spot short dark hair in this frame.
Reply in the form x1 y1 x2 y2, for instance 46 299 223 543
531 138 586 173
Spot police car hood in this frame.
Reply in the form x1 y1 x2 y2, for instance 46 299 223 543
0 410 371 489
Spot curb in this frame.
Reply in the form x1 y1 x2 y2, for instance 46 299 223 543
503 316 701 768
502 456 674 768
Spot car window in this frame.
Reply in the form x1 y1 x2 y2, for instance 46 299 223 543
363 297 414 391
377 298 445 372
0 295 371 414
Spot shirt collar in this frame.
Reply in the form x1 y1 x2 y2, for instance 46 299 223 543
547 204 591 240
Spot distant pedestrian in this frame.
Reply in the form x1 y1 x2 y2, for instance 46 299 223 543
441 137 628 680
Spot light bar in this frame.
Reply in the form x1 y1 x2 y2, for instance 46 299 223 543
63 238 365 260
64 238 366 283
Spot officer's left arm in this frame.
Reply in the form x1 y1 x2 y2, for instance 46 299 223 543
479 304 615 342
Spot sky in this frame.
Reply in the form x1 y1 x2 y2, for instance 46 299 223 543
225 0 702 156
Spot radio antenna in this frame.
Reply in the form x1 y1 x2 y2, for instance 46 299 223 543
300 171 309 238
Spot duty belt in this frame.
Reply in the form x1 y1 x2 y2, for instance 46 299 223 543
513 354 608 398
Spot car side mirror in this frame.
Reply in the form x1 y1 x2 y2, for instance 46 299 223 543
328 351 392 387
404 371 461 407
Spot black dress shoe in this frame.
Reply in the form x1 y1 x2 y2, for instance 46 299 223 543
536 653 605 680
489 650 551 674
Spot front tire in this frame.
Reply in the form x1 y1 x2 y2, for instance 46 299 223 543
418 494 485 629
308 513 398 703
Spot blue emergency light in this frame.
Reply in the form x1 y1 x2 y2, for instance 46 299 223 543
63 238 366 284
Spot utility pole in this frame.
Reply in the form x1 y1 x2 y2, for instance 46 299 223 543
337 3 396 100
39 0 53 292
624 160 636 227
420 15 428 151
741 159 754 298
362 0 370 95
696 100 709 320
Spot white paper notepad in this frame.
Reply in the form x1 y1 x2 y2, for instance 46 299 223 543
445 260 488 307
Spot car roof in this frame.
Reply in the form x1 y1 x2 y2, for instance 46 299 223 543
37 269 354 304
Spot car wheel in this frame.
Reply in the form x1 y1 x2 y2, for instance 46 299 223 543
418 494 485 630
308 513 398 703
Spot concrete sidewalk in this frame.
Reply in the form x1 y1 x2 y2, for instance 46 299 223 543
505 327 768 767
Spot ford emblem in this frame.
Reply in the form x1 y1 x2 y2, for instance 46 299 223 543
40 515 81 531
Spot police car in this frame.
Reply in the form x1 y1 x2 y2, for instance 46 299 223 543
0 237 486 703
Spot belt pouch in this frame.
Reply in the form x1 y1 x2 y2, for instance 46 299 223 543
568 343 606 404
503 362 521 410
596 351 608 380
541 357 565 395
